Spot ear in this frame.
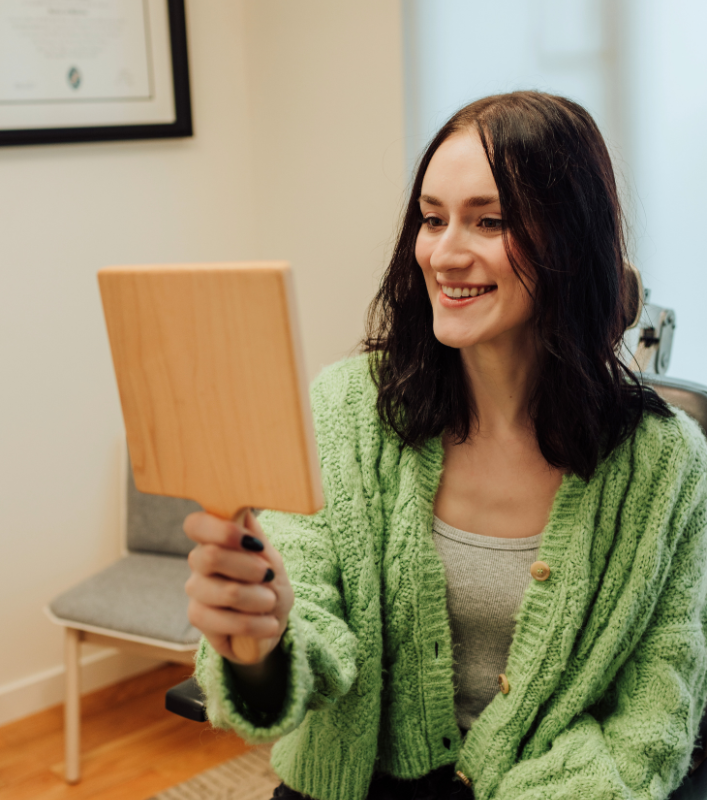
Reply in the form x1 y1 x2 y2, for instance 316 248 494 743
622 261 644 331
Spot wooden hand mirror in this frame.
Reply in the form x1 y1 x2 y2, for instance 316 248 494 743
98 262 323 663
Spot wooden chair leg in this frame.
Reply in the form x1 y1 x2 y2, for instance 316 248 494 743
64 627 81 784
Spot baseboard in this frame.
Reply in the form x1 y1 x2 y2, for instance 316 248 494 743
0 647 166 727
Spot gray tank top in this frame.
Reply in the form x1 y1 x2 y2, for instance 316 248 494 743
432 516 542 730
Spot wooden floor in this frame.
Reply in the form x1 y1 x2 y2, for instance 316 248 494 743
0 663 251 800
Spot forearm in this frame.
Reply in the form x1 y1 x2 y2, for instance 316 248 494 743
225 639 289 714
195 605 356 743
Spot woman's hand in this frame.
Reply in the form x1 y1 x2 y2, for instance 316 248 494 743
184 510 294 666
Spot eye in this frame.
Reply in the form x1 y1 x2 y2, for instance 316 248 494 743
423 215 445 230
480 217 504 232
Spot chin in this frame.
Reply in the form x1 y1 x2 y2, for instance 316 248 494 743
432 321 480 350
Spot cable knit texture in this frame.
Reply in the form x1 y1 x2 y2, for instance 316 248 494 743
194 354 707 800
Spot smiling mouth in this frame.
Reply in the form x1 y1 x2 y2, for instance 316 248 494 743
440 284 497 299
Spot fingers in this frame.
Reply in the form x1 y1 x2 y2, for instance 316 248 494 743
185 571 277 614
183 511 242 548
187 542 272 584
242 510 286 576
183 509 294 666
187 600 281 640
184 511 283 570
184 510 273 552
184 510 285 587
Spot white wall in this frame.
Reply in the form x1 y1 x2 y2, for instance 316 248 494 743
403 0 617 174
403 0 707 386
0 0 405 724
623 0 707 384
243 1 407 377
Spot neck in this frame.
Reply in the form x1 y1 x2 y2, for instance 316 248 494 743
460 331 540 438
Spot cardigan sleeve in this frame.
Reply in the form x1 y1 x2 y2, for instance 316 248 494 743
193 358 372 743
492 455 707 800
194 505 359 743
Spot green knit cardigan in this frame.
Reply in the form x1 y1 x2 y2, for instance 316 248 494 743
195 354 707 800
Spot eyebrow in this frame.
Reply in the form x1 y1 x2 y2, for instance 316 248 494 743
419 193 500 208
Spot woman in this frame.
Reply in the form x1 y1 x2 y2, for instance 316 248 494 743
185 92 707 800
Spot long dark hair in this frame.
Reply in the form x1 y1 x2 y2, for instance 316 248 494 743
363 91 672 481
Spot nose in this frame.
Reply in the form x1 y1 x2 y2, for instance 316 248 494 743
429 223 474 274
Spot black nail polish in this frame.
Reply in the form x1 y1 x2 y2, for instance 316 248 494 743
242 534 264 552
263 568 275 583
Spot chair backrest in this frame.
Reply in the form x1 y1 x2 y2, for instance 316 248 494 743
643 375 707 435
126 459 201 557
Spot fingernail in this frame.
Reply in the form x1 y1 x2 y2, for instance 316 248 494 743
263 568 275 583
242 535 264 552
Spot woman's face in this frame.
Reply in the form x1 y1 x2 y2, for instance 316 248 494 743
416 130 535 352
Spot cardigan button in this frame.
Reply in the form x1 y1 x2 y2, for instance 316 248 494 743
456 770 471 787
530 560 551 581
498 673 510 694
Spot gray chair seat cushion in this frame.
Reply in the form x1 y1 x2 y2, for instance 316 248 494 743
50 553 201 645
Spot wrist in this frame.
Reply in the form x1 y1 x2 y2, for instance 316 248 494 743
226 636 283 685
224 637 289 717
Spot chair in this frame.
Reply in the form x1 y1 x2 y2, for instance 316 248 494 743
643 375 707 434
45 449 203 783
643 376 707 797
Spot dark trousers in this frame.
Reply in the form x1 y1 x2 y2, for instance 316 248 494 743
271 764 472 800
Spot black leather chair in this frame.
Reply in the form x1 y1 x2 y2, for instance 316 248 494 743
166 675 208 722
644 375 707 435
166 374 707 797
645 376 707 799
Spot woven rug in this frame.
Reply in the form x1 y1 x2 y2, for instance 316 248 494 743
147 744 280 800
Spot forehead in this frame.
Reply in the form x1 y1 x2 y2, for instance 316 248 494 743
420 130 498 199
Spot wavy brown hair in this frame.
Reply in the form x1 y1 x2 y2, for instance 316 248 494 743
363 91 672 481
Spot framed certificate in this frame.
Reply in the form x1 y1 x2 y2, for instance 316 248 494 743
0 0 192 146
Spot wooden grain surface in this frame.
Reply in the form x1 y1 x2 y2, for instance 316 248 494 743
98 262 323 520
0 664 249 800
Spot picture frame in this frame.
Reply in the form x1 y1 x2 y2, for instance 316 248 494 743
0 0 192 147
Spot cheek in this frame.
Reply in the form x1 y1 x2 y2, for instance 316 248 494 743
415 230 431 271
495 243 531 295
506 275 535 324
492 240 515 277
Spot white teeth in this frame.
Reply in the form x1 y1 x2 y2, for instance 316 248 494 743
441 285 496 298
